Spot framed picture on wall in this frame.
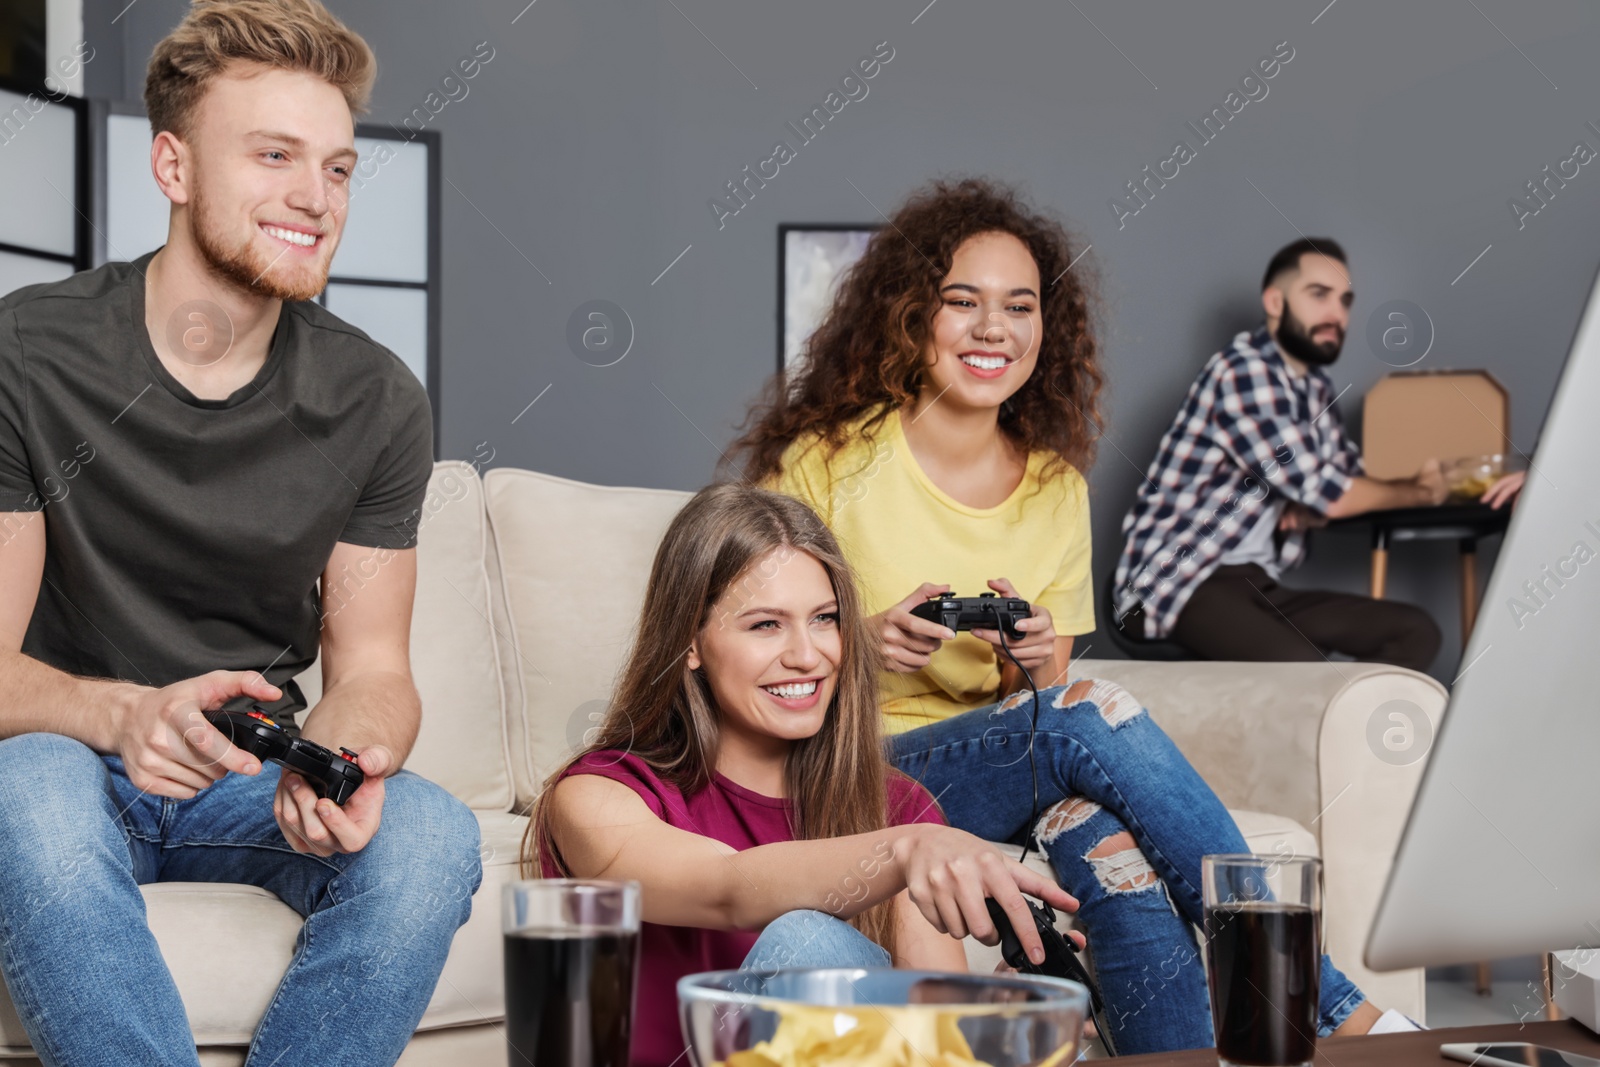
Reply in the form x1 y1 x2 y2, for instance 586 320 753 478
777 223 879 374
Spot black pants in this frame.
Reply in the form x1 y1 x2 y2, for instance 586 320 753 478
1167 563 1442 673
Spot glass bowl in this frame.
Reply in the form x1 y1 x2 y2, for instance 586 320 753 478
1442 453 1512 500
678 967 1088 1067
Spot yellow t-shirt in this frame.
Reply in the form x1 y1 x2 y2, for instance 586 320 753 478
768 406 1095 732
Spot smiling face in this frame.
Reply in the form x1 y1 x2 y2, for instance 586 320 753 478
177 64 357 301
919 230 1044 413
686 547 842 753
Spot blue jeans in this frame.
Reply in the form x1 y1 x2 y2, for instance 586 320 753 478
741 909 892 973
888 679 1365 1055
0 733 483 1067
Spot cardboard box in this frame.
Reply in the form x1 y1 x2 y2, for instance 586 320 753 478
1362 370 1510 479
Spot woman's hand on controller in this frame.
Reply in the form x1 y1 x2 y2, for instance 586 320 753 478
114 670 281 799
872 583 955 673
274 745 392 857
896 823 1079 965
970 578 1056 670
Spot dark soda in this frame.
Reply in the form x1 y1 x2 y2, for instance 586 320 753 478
503 929 639 1067
1204 902 1319 1066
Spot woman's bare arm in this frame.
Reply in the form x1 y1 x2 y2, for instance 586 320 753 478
891 889 969 970
549 774 920 930
548 773 1077 958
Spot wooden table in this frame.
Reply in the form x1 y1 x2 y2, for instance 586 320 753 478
1110 1020 1600 1067
1323 502 1511 642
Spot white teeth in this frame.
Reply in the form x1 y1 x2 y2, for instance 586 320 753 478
762 680 818 699
961 354 1008 370
262 225 318 247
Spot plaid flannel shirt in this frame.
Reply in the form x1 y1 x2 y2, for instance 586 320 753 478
1114 326 1364 638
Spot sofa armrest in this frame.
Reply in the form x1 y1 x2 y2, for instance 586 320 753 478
1070 659 1444 1023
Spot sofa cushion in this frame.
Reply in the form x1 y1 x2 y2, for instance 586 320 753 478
296 461 513 812
0 810 526 1054
482 469 692 809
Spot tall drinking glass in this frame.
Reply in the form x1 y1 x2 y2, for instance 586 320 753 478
1202 855 1323 1067
502 879 641 1067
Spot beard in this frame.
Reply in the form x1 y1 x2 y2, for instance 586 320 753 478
1274 304 1344 367
190 187 331 303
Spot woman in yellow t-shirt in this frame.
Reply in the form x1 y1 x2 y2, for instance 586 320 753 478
729 178 1404 1052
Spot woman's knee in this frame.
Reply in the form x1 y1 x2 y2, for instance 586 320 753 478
1035 801 1162 898
744 909 889 972
1043 679 1148 729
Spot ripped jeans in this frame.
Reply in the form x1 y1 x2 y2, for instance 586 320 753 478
888 678 1364 1055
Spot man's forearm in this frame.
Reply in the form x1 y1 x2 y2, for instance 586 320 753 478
1325 475 1435 519
299 669 420 770
0 650 142 751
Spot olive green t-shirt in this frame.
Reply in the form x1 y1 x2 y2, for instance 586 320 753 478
0 251 432 715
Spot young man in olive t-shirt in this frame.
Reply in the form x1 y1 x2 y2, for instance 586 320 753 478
0 3 480 1065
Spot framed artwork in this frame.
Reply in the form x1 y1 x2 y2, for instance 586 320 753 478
777 223 879 374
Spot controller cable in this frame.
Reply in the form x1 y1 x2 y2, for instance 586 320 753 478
989 607 1042 867
991 605 1118 1056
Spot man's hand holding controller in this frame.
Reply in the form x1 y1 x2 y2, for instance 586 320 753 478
107 668 387 856
273 739 391 859
109 669 283 798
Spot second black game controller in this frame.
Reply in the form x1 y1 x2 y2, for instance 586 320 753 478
987 896 1116 1054
203 705 366 805
910 591 1031 642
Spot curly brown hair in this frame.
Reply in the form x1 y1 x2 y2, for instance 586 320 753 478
728 177 1104 487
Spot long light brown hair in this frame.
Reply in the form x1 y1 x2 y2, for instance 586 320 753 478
728 176 1103 487
524 483 903 954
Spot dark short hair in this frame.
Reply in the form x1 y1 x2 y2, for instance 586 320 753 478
1262 237 1346 291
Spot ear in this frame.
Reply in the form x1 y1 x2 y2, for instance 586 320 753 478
150 130 192 207
686 645 701 672
1262 286 1284 321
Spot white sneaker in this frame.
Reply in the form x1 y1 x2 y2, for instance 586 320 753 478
1367 1007 1425 1034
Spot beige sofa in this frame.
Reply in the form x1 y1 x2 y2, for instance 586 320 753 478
0 462 1444 1063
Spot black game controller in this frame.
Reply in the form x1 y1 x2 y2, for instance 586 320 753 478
987 897 1117 1055
910 592 1031 642
203 705 366 805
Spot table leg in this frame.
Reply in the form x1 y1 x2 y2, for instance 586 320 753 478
1477 960 1492 995
1460 540 1480 642
1371 546 1389 599
1547 952 1564 1021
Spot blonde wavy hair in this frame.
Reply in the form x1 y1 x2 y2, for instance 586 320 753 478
144 0 376 137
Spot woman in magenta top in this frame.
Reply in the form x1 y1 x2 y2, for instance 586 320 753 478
525 483 1080 1067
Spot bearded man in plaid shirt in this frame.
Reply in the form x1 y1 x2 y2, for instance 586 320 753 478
1114 238 1446 671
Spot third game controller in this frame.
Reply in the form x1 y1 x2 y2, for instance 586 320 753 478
910 591 1031 642
986 896 1116 1054
203 705 366 805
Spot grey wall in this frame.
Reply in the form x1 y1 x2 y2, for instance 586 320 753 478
97 1 1600 681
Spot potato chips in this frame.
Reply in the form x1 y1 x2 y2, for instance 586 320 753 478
716 1002 1077 1067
